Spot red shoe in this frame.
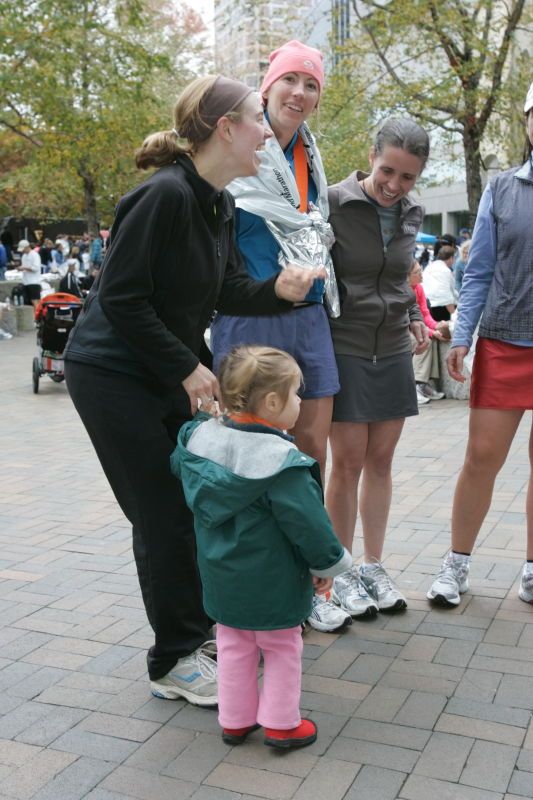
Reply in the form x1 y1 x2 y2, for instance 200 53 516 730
222 723 260 745
264 718 317 749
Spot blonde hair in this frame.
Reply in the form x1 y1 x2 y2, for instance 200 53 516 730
135 76 244 169
219 346 302 415
459 239 471 261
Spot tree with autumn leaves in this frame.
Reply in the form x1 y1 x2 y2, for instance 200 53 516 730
322 0 531 221
0 0 208 232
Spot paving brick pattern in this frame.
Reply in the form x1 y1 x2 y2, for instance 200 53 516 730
1 332 532 799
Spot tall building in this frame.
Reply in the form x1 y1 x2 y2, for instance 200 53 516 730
213 0 323 88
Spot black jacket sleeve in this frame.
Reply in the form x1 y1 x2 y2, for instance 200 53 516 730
216 200 293 316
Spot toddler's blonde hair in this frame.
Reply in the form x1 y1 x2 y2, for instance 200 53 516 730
219 346 302 414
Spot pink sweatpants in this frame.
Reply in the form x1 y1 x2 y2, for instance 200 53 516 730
216 623 303 730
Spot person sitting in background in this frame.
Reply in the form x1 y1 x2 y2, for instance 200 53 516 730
454 239 471 294
408 260 449 405
423 244 457 321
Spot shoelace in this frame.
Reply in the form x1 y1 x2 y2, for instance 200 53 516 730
366 566 394 594
436 558 467 587
192 650 217 681
344 569 371 599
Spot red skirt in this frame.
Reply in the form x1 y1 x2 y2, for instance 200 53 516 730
470 337 533 409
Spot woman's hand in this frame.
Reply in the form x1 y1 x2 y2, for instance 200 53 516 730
274 264 327 302
410 321 430 354
312 576 333 595
182 363 220 415
447 345 469 383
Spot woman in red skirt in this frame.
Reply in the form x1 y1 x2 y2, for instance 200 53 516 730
427 83 533 608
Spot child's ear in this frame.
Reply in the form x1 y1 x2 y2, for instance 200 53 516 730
264 391 280 412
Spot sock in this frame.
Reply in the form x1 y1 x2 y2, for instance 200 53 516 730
451 550 471 559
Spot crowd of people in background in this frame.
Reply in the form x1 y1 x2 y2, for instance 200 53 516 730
0 230 107 306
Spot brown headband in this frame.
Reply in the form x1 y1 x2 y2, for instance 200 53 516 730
179 76 254 144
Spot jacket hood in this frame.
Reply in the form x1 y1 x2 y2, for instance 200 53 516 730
171 415 316 528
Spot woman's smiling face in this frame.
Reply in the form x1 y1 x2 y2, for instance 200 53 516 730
365 145 424 207
263 71 319 142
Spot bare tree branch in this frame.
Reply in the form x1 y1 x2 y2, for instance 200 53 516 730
478 0 526 131
351 0 459 116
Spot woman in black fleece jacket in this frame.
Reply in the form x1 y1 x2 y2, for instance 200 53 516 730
64 75 324 706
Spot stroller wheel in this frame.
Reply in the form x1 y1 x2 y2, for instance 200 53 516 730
32 357 40 394
50 374 65 383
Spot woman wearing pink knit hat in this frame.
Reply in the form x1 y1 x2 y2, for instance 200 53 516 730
211 40 349 635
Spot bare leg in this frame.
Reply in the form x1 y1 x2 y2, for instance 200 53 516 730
451 408 524 554
359 418 405 562
325 422 368 551
292 396 333 485
526 418 533 560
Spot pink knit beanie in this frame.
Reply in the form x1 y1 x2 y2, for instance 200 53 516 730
260 40 325 100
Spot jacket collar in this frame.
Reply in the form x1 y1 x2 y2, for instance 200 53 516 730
515 158 533 184
174 154 233 221
222 416 294 442
336 170 421 216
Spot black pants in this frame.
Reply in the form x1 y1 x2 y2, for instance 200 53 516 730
65 360 210 680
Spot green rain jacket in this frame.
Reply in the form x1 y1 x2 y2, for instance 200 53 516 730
171 414 352 630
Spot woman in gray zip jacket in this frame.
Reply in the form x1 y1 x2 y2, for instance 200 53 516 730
427 83 533 609
325 118 430 619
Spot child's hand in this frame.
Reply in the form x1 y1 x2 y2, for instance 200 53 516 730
312 576 332 595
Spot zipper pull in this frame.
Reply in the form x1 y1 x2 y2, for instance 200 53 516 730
383 245 387 254
216 240 220 257
373 355 377 365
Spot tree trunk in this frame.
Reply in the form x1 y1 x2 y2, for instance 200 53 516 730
78 165 99 236
463 122 483 229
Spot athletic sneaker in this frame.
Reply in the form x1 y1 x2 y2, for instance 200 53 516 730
359 562 407 611
416 387 431 405
307 593 352 632
0 329 13 340
150 641 218 706
519 563 533 604
427 551 470 607
332 567 379 618
418 382 445 400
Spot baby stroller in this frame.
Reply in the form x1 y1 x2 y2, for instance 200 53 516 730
32 292 83 393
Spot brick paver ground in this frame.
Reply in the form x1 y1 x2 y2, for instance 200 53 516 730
1 331 532 800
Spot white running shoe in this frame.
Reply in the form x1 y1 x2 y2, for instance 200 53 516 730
519 563 533 604
427 551 470 607
418 382 445 400
359 562 407 612
151 641 218 706
332 567 379 618
307 593 352 632
416 387 431 406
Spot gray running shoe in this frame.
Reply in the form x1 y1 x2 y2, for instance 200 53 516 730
332 567 379 618
427 551 470 607
359 562 407 612
519 564 533 604
151 641 217 706
307 594 352 632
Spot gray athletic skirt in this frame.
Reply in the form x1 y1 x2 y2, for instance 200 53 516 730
333 351 418 423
